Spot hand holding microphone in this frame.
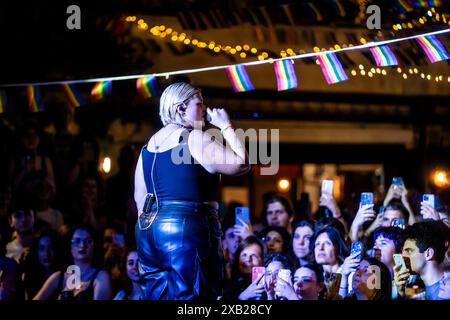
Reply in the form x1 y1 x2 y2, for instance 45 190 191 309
206 107 232 132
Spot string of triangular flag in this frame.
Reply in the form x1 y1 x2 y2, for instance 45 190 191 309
0 30 449 113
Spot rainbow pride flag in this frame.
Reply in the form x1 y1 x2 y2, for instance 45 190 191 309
316 53 348 85
136 76 158 99
226 65 255 92
273 60 298 91
0 90 7 114
91 81 112 100
370 45 398 67
26 85 45 112
416 35 450 63
62 83 86 108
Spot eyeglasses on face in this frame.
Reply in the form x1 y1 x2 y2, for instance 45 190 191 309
71 238 93 246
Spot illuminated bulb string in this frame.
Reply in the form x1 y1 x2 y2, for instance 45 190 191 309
350 65 450 83
1 28 450 88
392 8 450 31
128 17 263 60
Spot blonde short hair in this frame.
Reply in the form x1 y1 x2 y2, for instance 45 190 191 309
159 82 201 126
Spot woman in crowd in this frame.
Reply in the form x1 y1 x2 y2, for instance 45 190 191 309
262 253 293 300
23 230 63 299
348 257 392 300
291 220 315 268
275 263 325 300
33 225 112 300
113 250 144 300
259 226 291 255
313 226 349 275
224 235 264 300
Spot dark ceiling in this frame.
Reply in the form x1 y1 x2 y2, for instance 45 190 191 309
1 0 449 84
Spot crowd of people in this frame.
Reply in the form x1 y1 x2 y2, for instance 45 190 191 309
0 120 449 300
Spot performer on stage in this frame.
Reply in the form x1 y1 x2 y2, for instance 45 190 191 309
134 82 250 300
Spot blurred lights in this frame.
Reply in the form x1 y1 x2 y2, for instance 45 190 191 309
277 179 291 192
433 170 449 188
102 157 111 174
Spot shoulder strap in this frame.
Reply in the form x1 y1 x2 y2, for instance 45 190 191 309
87 268 101 288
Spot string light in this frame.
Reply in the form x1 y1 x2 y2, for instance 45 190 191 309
134 9 431 61
3 28 450 88
349 64 449 85
392 8 450 31
127 17 260 60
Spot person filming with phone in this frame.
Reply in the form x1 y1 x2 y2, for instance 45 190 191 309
393 221 446 300
134 82 250 300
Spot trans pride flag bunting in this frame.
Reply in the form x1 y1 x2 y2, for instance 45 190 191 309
0 90 7 114
26 85 45 112
273 60 298 91
316 53 348 85
136 76 158 99
91 81 112 100
370 45 398 67
226 65 255 92
416 35 450 63
62 83 86 108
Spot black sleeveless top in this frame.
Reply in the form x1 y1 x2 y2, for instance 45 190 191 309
55 268 101 301
141 138 220 202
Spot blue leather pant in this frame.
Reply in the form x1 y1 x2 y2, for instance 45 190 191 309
135 201 224 300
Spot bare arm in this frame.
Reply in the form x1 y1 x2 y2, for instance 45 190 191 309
93 271 113 300
33 271 61 300
188 108 249 176
134 153 147 214
188 129 250 176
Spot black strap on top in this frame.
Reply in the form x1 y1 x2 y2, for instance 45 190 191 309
57 268 101 300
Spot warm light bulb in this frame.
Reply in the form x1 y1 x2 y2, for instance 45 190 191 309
102 157 111 174
277 179 291 192
433 170 449 188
